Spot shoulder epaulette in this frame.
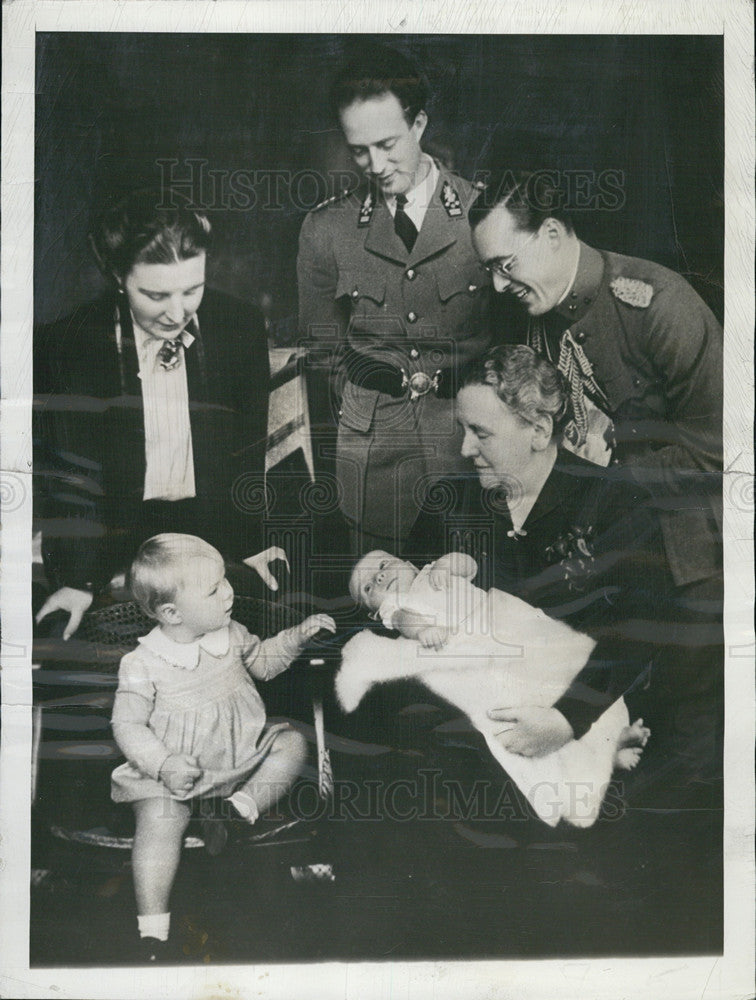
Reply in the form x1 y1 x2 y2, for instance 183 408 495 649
610 276 654 308
312 187 358 212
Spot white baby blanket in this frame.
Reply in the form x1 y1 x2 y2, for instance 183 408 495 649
336 587 629 827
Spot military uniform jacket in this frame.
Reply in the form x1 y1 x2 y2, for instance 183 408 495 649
34 289 269 592
405 451 676 739
531 243 723 588
297 163 491 539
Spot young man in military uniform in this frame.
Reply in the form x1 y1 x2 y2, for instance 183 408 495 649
297 45 493 554
468 173 723 801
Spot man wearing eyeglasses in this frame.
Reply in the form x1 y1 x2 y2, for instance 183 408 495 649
298 44 508 554
469 171 723 803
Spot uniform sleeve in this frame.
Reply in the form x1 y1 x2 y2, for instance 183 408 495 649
110 651 172 780
297 211 349 341
623 282 722 494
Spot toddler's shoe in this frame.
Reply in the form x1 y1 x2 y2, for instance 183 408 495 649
138 936 170 964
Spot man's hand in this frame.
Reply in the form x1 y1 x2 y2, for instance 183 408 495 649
417 625 449 650
159 754 203 796
487 706 574 757
243 546 290 591
35 587 94 641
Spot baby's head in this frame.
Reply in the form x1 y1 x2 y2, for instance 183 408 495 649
128 533 233 638
349 550 419 616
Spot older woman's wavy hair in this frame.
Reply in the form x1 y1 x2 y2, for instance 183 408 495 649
90 188 212 282
460 344 574 440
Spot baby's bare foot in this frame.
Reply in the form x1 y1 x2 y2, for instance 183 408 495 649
618 718 651 749
615 745 644 771
614 718 651 771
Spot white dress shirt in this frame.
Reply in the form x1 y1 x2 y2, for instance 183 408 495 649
133 320 197 501
385 154 439 232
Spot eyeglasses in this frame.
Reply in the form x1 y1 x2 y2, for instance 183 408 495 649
483 228 539 278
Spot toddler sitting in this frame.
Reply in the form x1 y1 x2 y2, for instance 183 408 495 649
110 533 335 960
339 549 649 827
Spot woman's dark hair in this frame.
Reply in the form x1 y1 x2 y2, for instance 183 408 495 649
468 170 574 235
460 344 574 439
90 189 212 281
329 44 429 125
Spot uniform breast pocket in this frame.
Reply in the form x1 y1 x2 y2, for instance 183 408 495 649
336 271 387 310
435 263 487 333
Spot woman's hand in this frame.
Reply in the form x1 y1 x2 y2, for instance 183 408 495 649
488 706 574 757
35 587 94 641
159 754 203 796
243 546 290 592
295 614 336 644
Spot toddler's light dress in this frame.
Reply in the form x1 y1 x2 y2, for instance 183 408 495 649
111 619 302 803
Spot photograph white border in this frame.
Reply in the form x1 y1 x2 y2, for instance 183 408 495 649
2 2 753 998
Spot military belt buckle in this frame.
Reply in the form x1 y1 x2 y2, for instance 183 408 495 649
401 369 442 401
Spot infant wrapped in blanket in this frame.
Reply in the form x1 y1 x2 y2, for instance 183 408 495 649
338 551 649 828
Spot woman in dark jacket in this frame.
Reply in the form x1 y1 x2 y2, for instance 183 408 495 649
35 189 282 638
406 344 677 759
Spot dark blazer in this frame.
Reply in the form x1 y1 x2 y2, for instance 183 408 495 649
405 450 677 739
34 288 269 592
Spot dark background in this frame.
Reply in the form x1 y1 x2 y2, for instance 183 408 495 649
35 33 723 328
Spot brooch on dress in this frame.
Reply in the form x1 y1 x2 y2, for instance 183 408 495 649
545 525 596 592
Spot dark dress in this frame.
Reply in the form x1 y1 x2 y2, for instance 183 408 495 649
34 288 269 594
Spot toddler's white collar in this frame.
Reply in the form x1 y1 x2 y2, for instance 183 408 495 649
139 624 231 670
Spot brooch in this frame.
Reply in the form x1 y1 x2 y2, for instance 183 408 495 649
545 525 596 591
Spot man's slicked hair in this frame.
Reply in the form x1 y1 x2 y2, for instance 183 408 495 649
469 170 574 235
330 43 429 126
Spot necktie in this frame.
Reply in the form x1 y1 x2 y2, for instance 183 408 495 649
157 338 182 371
394 194 418 253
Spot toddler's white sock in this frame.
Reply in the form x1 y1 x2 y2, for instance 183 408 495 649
227 790 259 823
138 912 170 941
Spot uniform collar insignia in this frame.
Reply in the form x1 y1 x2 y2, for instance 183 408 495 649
441 180 463 217
358 190 375 227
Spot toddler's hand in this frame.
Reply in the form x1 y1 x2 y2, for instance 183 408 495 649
418 626 449 650
296 614 336 643
160 753 203 796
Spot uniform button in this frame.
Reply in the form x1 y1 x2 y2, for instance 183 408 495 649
570 291 578 299
407 311 418 323
405 268 416 281
584 297 592 305
568 304 576 312
575 331 586 344
468 283 477 294
632 376 642 388
351 288 359 300
410 348 419 360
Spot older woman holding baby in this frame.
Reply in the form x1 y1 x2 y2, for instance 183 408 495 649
35 189 285 638
406 344 676 763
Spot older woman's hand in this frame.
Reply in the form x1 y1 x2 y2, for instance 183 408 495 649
243 546 290 592
488 706 574 757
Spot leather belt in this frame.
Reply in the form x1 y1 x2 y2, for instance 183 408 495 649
343 348 457 400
